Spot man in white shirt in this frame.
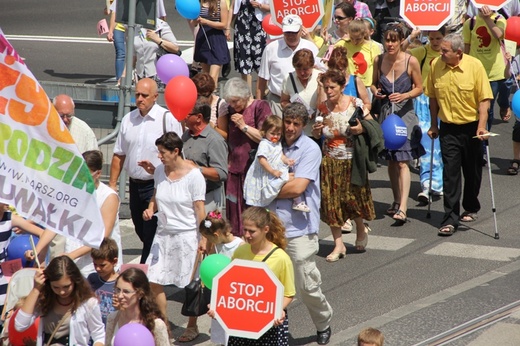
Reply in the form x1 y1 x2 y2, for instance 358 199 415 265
109 78 183 263
53 94 99 154
256 14 319 116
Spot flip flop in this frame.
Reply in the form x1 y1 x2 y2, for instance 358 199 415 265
438 225 456 236
500 108 512 122
460 211 478 222
508 160 520 175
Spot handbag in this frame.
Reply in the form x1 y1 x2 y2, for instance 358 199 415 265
181 252 211 317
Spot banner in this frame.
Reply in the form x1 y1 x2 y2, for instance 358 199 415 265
0 30 105 249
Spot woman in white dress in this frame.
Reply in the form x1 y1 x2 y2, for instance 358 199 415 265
142 131 206 342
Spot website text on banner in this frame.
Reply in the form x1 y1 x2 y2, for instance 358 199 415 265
0 30 105 249
400 0 454 31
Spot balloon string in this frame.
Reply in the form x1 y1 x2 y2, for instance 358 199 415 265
512 58 520 89
201 26 212 50
392 69 395 114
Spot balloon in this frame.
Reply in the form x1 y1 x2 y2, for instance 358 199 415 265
176 0 201 20
164 76 198 121
262 14 283 36
505 16 520 44
156 54 189 84
381 113 407 150
513 90 520 122
200 254 231 289
114 323 155 346
8 309 39 346
7 235 39 267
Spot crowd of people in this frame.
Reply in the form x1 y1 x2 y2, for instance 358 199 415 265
2 0 520 345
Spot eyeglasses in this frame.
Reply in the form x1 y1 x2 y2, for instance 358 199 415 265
59 113 74 119
334 15 348 21
114 288 137 296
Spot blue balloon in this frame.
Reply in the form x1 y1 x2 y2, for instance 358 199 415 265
7 234 39 267
176 0 201 20
512 90 520 122
381 113 407 150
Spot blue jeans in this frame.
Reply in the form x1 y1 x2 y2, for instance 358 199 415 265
113 29 126 80
488 79 510 130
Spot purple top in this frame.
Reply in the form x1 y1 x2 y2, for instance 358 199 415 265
227 99 271 174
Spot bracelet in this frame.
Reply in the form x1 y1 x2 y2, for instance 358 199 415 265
158 40 163 47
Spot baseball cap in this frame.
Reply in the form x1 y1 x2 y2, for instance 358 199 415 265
282 14 302 33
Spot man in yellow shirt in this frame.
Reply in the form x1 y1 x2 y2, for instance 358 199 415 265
425 33 493 237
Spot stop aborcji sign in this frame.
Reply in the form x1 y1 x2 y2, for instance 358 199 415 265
471 0 512 11
400 0 454 31
269 0 324 30
211 259 284 339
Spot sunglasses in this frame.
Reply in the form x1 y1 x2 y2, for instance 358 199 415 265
334 15 348 21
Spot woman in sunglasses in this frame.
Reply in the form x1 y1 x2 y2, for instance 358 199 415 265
324 2 356 44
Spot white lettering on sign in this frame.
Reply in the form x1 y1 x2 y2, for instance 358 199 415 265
395 125 407 136
229 282 265 297
405 2 449 12
276 5 320 19
217 296 275 314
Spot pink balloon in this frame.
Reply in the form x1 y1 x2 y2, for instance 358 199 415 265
164 76 198 121
156 54 189 84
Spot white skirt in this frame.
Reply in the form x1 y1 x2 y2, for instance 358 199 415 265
146 229 198 287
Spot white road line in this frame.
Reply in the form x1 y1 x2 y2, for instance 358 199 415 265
322 234 415 251
5 34 195 47
425 243 520 261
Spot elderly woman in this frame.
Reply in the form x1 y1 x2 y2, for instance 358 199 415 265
280 48 320 134
134 18 180 85
222 78 271 236
313 69 382 262
142 132 206 342
192 72 229 139
371 25 423 226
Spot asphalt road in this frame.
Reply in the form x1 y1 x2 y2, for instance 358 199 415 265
3 2 520 345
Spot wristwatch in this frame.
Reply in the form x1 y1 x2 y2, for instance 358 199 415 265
242 125 249 133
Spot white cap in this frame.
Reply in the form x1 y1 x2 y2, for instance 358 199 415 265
282 14 303 33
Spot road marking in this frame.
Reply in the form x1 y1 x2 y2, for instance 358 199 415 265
425 243 520 261
322 234 415 251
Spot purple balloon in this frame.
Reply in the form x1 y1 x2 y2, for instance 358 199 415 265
156 54 189 84
114 323 154 346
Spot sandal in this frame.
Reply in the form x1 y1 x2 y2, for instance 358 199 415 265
355 223 370 251
500 107 512 122
438 224 456 236
392 209 409 225
386 202 400 216
508 160 520 175
341 219 353 233
460 211 478 222
326 251 346 262
178 326 199 343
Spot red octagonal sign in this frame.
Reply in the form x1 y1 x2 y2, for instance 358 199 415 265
471 0 512 11
400 0 454 31
211 259 284 339
269 0 324 31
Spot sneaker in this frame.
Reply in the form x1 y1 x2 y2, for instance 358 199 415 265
417 190 429 204
292 202 310 213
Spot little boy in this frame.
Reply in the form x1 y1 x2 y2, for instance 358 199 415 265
358 327 384 346
87 237 119 326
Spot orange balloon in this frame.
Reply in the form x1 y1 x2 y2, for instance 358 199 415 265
8 309 40 346
164 76 197 121
262 14 283 36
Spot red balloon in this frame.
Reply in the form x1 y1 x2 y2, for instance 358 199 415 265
505 16 520 44
8 309 39 346
164 76 198 121
262 14 283 36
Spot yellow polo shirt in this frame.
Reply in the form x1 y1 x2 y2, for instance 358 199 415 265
425 54 493 125
462 14 507 81
335 40 380 87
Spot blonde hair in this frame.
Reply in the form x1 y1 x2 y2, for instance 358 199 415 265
358 327 384 346
242 207 287 250
260 115 283 138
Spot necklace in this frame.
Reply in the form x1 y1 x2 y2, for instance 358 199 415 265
56 298 73 306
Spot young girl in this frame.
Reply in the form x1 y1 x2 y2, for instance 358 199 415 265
243 115 310 212
208 207 295 346
199 210 244 345
105 268 170 346
14 255 105 346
